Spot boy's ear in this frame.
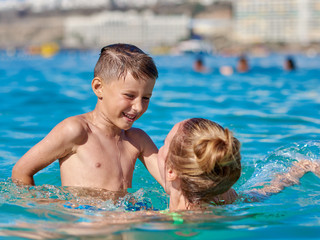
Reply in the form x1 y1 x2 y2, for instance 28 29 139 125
166 167 178 182
92 77 103 99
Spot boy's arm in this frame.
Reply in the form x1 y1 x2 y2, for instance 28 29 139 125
12 117 86 186
132 129 163 188
256 159 318 195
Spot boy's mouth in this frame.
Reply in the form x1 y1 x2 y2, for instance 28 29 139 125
123 112 136 122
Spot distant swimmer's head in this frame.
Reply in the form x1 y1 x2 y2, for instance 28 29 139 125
158 118 241 205
284 57 296 71
237 55 249 73
94 43 158 83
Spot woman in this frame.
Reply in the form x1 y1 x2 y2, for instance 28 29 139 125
157 118 319 211
157 118 241 211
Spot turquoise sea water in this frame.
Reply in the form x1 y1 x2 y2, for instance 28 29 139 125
0 51 320 239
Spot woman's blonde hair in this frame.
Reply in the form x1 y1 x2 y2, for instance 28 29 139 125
167 118 241 204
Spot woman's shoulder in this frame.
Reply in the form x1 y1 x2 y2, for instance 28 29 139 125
211 188 238 205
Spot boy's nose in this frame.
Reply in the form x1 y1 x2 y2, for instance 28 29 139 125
133 99 143 113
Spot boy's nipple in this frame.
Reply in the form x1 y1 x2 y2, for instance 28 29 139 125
95 162 102 168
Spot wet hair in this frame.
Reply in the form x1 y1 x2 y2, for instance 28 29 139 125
167 118 241 204
94 43 158 82
237 55 249 72
195 58 203 65
286 57 296 70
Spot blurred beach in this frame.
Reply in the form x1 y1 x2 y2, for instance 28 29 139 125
1 0 320 56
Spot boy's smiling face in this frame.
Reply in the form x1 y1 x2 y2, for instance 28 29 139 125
99 73 155 130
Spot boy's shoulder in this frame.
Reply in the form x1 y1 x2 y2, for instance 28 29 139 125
57 115 89 143
125 127 157 161
125 127 153 147
126 127 149 138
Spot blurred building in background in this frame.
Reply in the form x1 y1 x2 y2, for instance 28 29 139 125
0 0 320 54
64 11 189 50
234 0 320 45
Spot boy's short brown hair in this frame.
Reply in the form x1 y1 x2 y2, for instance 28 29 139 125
94 43 158 82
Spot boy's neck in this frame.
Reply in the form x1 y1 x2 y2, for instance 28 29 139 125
88 110 123 137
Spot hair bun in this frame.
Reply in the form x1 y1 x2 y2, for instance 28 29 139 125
194 137 229 174
168 118 242 204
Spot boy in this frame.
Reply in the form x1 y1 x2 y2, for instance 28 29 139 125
12 44 161 195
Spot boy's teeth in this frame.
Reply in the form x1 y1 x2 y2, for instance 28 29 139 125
124 113 135 119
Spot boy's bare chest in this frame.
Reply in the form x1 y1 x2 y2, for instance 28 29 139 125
76 133 139 176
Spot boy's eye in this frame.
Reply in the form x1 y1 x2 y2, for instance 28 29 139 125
124 94 134 99
142 97 150 101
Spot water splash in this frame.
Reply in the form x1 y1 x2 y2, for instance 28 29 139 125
239 140 320 193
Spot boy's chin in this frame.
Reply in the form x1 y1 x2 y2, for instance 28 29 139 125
120 122 134 130
121 117 140 130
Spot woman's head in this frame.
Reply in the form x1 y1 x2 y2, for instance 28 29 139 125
158 118 241 205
